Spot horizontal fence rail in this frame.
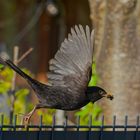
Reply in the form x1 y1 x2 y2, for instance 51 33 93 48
0 115 140 140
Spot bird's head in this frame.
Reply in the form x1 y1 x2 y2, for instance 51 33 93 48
86 86 113 103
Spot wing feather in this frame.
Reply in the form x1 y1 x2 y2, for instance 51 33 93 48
48 25 94 93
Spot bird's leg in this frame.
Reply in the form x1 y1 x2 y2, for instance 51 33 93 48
22 104 41 126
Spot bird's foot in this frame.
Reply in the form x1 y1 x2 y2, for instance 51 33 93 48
22 113 32 127
21 106 38 127
21 105 41 128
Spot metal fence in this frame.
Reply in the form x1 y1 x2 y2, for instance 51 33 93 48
0 115 140 140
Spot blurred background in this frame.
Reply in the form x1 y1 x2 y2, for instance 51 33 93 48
0 0 140 125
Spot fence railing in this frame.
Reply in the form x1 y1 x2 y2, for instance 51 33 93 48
0 115 140 140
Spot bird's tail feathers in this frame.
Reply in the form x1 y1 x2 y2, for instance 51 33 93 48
0 56 33 82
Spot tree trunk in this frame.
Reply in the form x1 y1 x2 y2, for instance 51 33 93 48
89 0 140 124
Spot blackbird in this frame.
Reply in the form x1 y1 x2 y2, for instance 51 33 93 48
0 25 113 124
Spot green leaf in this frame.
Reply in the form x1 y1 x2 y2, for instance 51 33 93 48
15 89 29 96
88 76 97 86
37 109 56 124
88 63 99 87
0 64 4 69
0 67 13 81
0 82 11 93
75 103 102 125
15 89 29 103
14 100 25 113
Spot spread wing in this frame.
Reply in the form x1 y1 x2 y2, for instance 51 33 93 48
48 25 94 94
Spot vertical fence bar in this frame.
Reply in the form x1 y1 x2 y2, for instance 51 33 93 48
99 115 104 140
64 115 68 131
134 116 139 140
0 114 4 140
113 115 116 132
26 122 29 131
76 116 80 140
76 116 80 131
39 115 43 131
38 115 43 140
51 115 55 140
124 116 128 132
88 115 92 131
0 114 4 131
64 116 68 140
112 115 116 140
88 115 92 140
13 115 17 131
124 115 128 140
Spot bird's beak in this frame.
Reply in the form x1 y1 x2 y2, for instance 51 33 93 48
104 93 114 100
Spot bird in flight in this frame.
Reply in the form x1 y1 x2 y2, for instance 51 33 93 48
0 25 113 125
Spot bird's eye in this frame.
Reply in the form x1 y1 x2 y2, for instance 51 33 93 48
99 90 104 95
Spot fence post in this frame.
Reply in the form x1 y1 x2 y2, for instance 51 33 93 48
0 114 4 140
13 115 17 131
99 115 104 140
134 116 139 140
88 115 92 140
51 115 55 140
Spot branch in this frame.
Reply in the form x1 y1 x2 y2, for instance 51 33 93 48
9 46 33 124
17 48 33 64
10 46 19 124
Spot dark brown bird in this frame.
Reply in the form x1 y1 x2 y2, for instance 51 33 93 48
0 25 113 124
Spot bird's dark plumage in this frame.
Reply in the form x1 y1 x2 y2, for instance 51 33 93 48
0 25 113 124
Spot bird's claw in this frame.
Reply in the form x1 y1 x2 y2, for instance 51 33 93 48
21 106 37 127
22 114 32 127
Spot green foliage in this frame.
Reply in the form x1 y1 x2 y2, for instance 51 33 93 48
0 64 4 69
15 89 29 113
75 62 102 125
0 66 31 124
37 109 56 125
88 62 99 86
75 103 102 125
0 81 11 93
0 67 13 93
